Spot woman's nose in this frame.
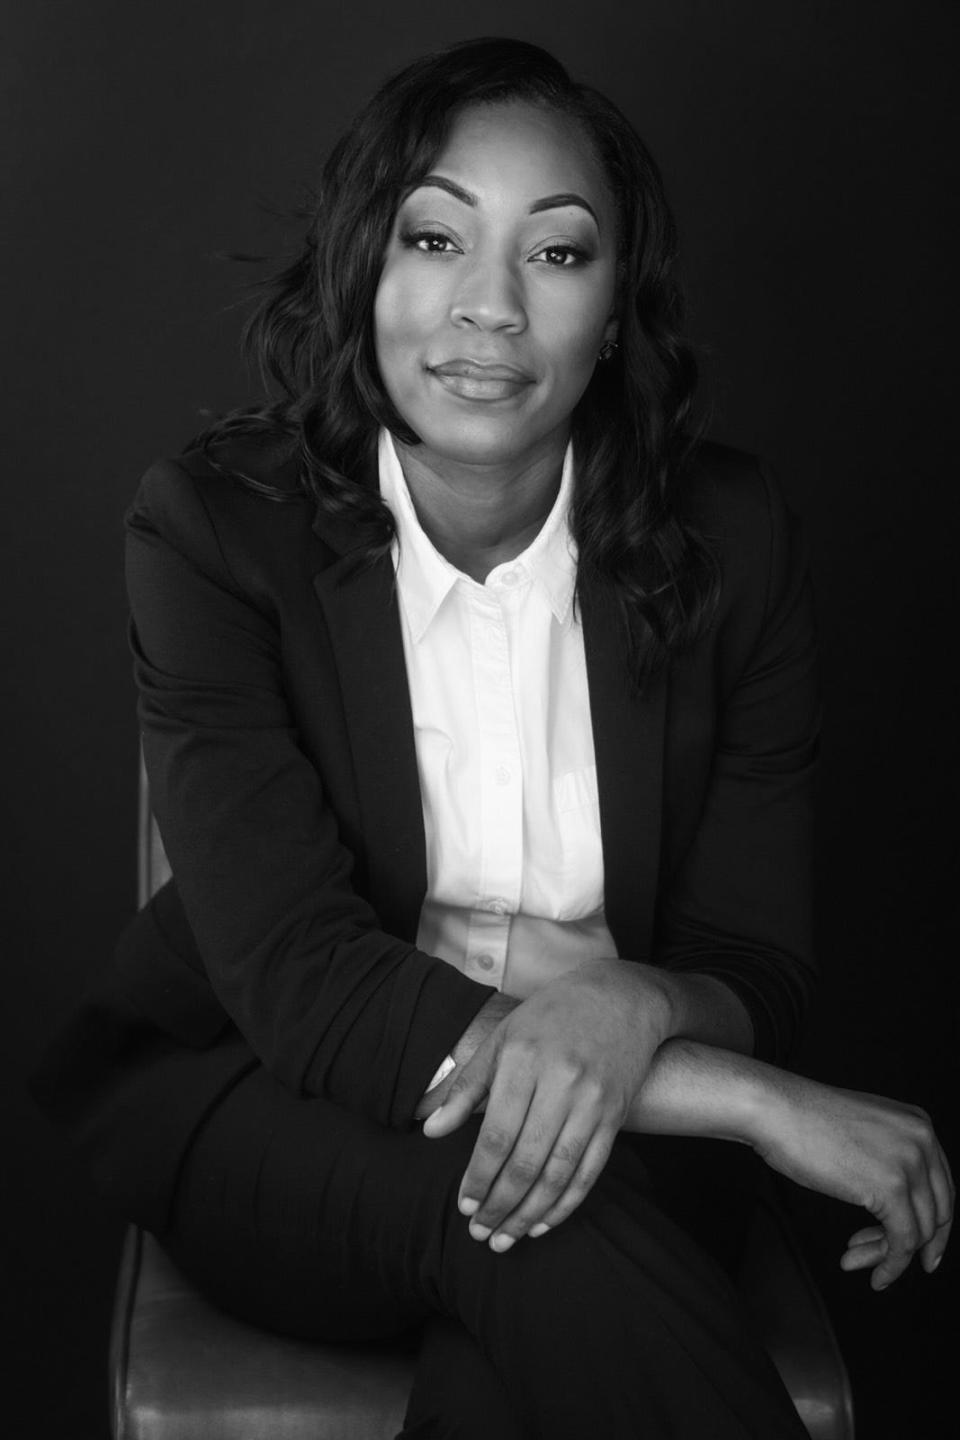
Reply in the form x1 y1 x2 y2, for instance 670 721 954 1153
449 255 527 332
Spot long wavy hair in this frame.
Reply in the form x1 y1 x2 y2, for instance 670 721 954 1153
192 37 719 684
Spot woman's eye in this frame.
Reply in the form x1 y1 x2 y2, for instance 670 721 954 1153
532 244 589 268
401 230 459 255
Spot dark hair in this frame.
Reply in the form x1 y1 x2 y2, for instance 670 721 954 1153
193 36 719 683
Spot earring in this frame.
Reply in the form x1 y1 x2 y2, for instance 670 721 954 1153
598 340 619 362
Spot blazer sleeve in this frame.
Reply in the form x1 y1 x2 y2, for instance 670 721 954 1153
654 459 821 1066
124 457 493 1126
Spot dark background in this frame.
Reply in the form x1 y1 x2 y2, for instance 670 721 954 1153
4 1 957 1434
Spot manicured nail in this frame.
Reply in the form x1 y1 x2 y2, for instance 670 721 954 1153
459 1197 479 1216
469 1221 492 1241
490 1233 515 1252
930 1255 942 1271
528 1223 551 1238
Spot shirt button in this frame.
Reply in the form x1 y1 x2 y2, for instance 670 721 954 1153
488 898 508 916
500 569 519 588
475 953 495 971
495 765 511 785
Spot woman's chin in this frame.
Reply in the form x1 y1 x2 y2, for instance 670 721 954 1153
400 410 562 471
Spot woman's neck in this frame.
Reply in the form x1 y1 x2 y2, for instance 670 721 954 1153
393 432 568 583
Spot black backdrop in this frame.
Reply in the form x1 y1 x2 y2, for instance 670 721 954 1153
4 2 957 1435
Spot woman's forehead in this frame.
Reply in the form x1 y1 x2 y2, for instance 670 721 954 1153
414 101 612 219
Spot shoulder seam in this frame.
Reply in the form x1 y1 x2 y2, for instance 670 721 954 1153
190 471 244 595
126 457 243 599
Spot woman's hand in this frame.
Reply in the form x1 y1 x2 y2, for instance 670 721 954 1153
751 1071 954 1288
422 961 673 1249
413 993 518 1123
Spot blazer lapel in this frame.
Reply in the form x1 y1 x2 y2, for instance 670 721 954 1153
580 579 667 962
312 543 427 944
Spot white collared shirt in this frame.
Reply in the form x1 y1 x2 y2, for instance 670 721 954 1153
379 429 618 1007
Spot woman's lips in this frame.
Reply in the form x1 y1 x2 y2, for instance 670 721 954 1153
428 359 534 402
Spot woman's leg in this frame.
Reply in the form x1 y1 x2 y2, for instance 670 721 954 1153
159 1066 808 1440
400 1314 528 1440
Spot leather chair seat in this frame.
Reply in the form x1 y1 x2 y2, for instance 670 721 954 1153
111 1228 415 1440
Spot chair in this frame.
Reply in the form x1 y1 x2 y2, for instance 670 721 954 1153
110 757 855 1439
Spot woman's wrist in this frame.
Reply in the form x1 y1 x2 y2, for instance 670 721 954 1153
742 1061 821 1150
414 992 519 1122
451 992 519 1068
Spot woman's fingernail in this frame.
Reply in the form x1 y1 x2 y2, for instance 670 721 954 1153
930 1254 942 1271
469 1221 492 1242
490 1233 515 1252
459 1197 479 1216
528 1223 551 1238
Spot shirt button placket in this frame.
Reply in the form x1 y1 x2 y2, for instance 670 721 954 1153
472 587 523 978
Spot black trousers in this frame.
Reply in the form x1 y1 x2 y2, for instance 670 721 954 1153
158 1066 809 1440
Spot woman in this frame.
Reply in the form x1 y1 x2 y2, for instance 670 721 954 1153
33 36 951 1440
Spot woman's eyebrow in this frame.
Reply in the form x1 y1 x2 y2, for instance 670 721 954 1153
405 176 600 229
529 193 600 229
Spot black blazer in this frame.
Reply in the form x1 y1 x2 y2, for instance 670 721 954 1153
32 434 820 1233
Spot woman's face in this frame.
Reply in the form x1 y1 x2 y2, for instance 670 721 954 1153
374 101 619 470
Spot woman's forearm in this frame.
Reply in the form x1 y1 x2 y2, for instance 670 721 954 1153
622 1036 773 1144
418 989 775 1143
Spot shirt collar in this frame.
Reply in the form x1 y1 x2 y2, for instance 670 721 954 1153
378 428 578 644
